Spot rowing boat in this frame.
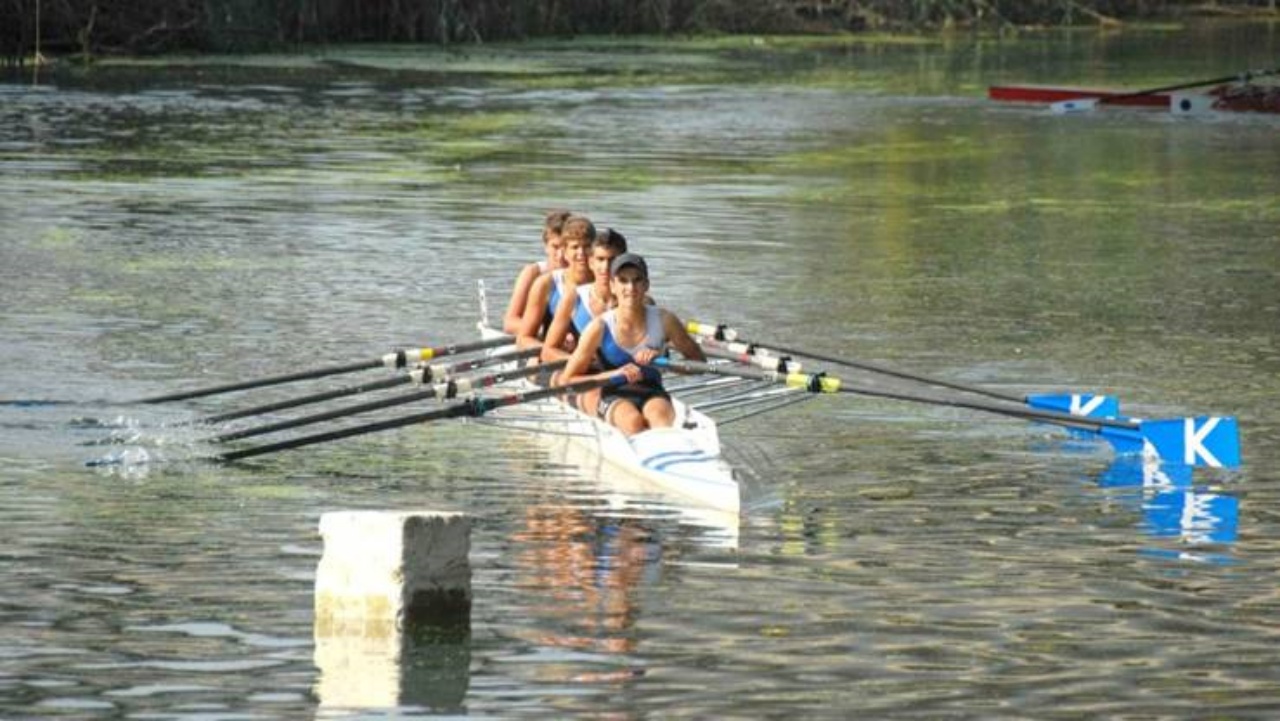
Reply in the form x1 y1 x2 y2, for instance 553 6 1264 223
107 285 1240 494
474 322 741 520
989 85 1172 108
989 83 1280 114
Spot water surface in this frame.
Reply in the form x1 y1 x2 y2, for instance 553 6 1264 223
2 23 1278 717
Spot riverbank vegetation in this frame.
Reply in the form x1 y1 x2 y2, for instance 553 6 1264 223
3 0 1276 64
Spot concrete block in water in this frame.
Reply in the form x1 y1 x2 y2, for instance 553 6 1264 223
314 510 471 710
315 510 471 628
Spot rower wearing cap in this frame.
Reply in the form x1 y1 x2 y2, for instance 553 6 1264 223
502 209 571 334
541 227 629 364
516 215 596 352
558 252 706 436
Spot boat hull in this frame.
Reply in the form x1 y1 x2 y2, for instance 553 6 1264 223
476 326 740 518
989 83 1280 114
988 84 1171 108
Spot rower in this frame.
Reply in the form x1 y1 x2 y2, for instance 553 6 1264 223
540 227 629 364
501 209 571 334
516 215 596 352
557 253 706 436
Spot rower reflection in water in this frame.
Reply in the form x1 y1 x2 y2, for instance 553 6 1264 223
558 253 706 436
512 505 659 665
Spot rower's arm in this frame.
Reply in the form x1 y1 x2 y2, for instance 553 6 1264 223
541 291 577 363
516 275 552 351
663 310 706 363
502 263 540 335
559 319 609 385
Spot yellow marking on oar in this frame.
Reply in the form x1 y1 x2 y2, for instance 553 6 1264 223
687 320 743 343
784 373 842 393
687 320 713 336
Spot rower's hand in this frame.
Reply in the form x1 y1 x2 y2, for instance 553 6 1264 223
632 348 660 365
616 364 645 384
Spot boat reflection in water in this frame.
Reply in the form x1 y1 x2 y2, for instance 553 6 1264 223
509 504 658 681
491 425 740 688
1096 455 1239 563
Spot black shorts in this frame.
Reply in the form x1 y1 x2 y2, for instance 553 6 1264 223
597 383 670 422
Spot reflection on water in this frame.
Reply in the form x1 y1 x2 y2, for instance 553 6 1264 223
3 23 1280 718
512 506 655 668
481 417 742 549
1097 456 1239 563
314 615 471 712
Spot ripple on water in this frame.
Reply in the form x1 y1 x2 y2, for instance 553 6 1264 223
3 34 1280 717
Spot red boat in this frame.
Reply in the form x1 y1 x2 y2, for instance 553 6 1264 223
989 85 1172 108
989 82 1280 114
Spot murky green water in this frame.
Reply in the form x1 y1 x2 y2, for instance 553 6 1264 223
2 22 1279 717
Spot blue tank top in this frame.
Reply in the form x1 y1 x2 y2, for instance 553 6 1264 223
545 269 566 317
598 306 666 385
535 269 568 340
571 285 597 335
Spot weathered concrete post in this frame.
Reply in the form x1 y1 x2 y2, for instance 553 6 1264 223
313 511 471 710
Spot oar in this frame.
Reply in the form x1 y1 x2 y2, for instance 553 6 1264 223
688 322 1119 420
211 360 566 443
1051 67 1279 113
216 374 624 463
193 347 539 425
660 357 1094 423
656 358 1241 469
133 336 514 404
698 339 803 373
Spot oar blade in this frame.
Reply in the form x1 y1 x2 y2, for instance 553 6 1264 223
1140 416 1241 469
1026 393 1120 419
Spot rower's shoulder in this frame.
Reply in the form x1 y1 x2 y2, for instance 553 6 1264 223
529 270 555 293
578 314 607 341
658 306 690 333
554 286 579 311
510 262 541 291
